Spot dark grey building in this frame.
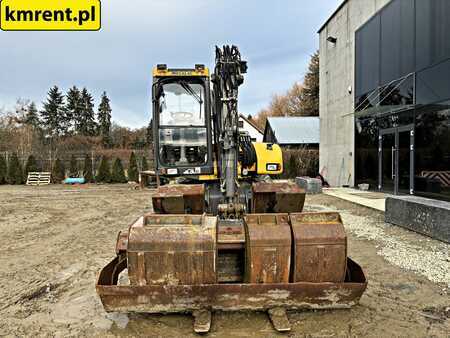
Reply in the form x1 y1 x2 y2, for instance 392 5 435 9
320 0 450 201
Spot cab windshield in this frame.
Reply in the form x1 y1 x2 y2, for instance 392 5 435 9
159 82 205 126
157 81 208 167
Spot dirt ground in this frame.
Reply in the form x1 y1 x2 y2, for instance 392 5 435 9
0 184 448 338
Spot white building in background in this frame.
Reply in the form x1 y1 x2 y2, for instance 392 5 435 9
239 114 263 142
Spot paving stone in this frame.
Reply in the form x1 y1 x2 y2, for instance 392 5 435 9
295 177 322 194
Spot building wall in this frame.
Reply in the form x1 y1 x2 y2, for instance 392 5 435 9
319 0 390 187
239 117 263 142
353 0 450 201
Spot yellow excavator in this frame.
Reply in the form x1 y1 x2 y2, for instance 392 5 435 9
96 45 367 334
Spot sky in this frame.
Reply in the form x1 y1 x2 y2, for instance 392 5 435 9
0 0 341 128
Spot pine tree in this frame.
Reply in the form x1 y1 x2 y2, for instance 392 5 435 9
96 156 111 183
83 154 94 183
69 155 78 177
0 155 7 184
41 86 66 136
111 158 127 183
24 155 39 180
97 92 112 147
127 152 138 182
299 51 319 116
77 88 97 136
65 86 82 135
7 153 23 185
25 102 40 128
52 158 65 183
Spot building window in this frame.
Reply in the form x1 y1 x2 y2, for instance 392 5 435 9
415 101 450 200
380 0 414 84
379 75 414 108
355 15 380 97
416 58 450 105
416 0 450 71
356 0 450 99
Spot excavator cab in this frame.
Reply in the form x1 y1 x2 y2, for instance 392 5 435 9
152 64 215 176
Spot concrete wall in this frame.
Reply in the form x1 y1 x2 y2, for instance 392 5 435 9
319 0 390 187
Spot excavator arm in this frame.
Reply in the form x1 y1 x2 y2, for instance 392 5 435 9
212 45 247 205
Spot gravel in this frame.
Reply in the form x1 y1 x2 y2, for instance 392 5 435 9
306 202 450 287
341 211 450 286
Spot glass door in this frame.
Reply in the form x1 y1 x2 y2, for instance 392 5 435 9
378 125 414 195
397 127 414 194
379 130 396 193
379 126 414 195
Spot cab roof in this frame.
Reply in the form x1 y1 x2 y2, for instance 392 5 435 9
153 65 209 77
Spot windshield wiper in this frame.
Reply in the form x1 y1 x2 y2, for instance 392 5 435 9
180 81 203 105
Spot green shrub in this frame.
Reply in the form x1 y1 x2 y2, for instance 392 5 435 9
141 155 149 171
96 156 111 183
83 154 94 182
52 158 65 183
141 156 148 187
111 158 127 183
0 155 7 184
7 153 23 185
69 155 78 177
128 152 138 182
24 155 39 180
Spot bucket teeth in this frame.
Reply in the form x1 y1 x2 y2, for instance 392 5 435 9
268 307 291 332
193 309 212 334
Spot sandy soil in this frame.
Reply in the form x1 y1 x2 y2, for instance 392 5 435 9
0 185 448 337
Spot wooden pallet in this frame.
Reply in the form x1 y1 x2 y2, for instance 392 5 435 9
26 172 51 186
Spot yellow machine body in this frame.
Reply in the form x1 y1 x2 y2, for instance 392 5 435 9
197 142 283 181
251 142 283 175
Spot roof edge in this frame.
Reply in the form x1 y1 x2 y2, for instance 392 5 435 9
239 114 264 134
265 116 320 145
318 0 348 33
267 116 319 120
